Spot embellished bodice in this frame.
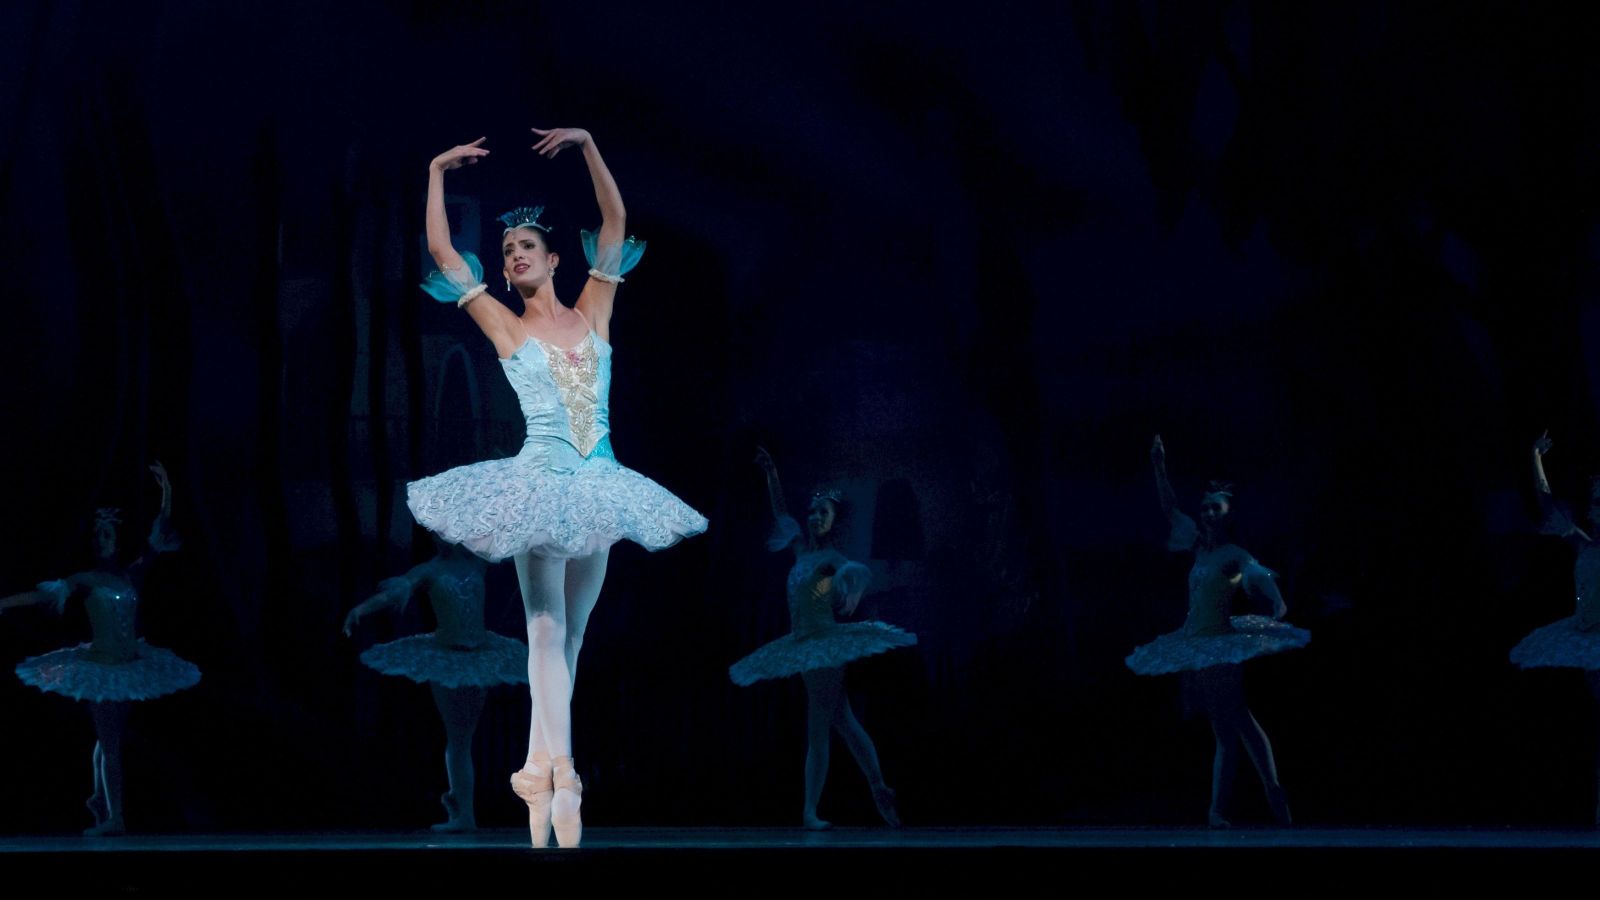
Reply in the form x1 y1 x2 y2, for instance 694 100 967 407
1575 541 1600 632
79 574 141 664
1184 545 1250 637
427 570 488 649
502 332 614 472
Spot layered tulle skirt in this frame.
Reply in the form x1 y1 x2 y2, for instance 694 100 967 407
1510 615 1600 670
407 454 708 561
730 621 918 686
360 633 530 688
1125 615 1311 676
16 642 200 702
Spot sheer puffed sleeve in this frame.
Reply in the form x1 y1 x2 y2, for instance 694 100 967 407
36 579 70 613
1167 510 1200 552
580 230 646 284
767 515 803 552
420 251 487 306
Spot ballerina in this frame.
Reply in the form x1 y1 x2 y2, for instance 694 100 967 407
1125 436 1307 826
730 446 914 830
1510 431 1600 824
1 463 196 835
408 128 707 847
343 540 527 831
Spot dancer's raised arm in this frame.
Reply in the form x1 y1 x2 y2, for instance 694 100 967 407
532 128 634 341
755 446 803 553
1151 435 1180 521
425 138 524 358
1533 431 1591 541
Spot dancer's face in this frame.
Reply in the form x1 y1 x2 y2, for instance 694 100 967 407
502 228 558 292
1199 493 1231 526
94 523 117 562
807 499 837 538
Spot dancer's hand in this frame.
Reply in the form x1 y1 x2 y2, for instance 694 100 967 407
341 607 362 637
810 575 834 604
753 445 777 474
839 589 864 617
431 138 489 172
1150 434 1166 466
531 127 591 159
1534 430 1553 457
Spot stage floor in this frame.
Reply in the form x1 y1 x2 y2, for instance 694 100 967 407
3 826 1595 891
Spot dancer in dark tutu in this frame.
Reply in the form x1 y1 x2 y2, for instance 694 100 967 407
1510 431 1600 823
731 447 914 829
343 540 527 831
1126 437 1305 826
1 463 194 835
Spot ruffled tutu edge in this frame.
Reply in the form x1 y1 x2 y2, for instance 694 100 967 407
1125 614 1311 676
15 642 201 702
1510 615 1600 671
359 632 530 689
729 621 918 686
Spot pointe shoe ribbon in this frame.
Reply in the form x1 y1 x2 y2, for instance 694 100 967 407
550 756 584 849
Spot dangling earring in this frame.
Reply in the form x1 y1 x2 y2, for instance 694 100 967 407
505 277 511 292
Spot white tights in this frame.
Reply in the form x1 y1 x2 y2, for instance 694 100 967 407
514 550 609 763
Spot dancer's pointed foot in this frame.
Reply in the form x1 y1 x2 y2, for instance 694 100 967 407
510 757 554 848
803 812 833 831
1207 807 1232 829
85 790 108 828
550 756 583 848
83 817 126 837
872 786 902 828
430 791 476 832
1265 784 1292 826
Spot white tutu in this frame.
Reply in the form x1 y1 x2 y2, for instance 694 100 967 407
1125 615 1310 676
360 632 530 688
1510 615 1600 670
407 455 708 562
730 621 918 686
16 642 200 702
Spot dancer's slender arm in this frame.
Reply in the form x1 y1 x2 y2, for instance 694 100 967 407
1243 558 1289 619
426 139 524 358
342 563 431 636
1533 431 1591 541
532 127 626 341
1151 435 1179 521
0 590 49 611
754 445 791 524
126 462 180 583
0 576 75 612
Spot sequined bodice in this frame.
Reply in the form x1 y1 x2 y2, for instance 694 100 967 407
428 571 488 649
787 549 852 637
1185 545 1247 637
1576 541 1600 631
502 332 614 471
81 576 140 664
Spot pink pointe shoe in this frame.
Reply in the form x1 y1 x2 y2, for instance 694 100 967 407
550 756 583 848
510 755 554 848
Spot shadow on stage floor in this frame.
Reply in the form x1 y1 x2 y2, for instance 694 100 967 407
3 826 1594 892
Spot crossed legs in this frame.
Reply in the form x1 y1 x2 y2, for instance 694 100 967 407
512 550 609 846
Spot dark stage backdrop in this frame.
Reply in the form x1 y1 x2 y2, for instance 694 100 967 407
3 0 1600 832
